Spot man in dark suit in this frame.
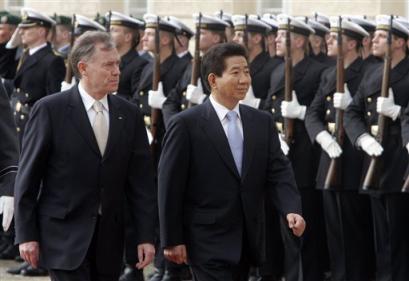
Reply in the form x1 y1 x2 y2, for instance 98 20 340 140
158 42 305 281
14 31 156 281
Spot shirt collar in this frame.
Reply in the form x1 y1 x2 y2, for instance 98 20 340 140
78 81 109 112
209 95 241 122
29 42 47 55
177 50 189 58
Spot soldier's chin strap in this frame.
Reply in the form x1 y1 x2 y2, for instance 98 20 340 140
175 33 183 47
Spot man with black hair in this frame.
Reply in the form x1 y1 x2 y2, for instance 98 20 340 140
159 42 305 281
305 18 375 281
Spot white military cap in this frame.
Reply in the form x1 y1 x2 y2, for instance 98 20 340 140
213 10 233 27
109 11 144 30
395 16 409 31
277 14 315 36
167 16 194 38
376 14 409 39
261 14 278 32
313 12 330 28
346 16 376 33
232 14 271 34
330 16 369 41
297 17 329 38
143 13 180 33
19 7 55 28
193 13 229 31
74 14 105 36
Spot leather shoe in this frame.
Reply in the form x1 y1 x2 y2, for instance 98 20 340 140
148 268 164 281
20 265 48 276
162 270 182 281
119 265 144 281
0 244 19 259
6 261 29 275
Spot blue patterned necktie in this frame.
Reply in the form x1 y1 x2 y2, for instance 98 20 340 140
226 111 243 175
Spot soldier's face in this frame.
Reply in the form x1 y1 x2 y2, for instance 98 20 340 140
79 44 120 94
0 24 14 44
142 27 155 52
20 26 44 47
210 55 251 104
327 32 337 56
233 30 244 45
275 30 286 56
200 29 221 53
110 25 127 50
372 30 388 57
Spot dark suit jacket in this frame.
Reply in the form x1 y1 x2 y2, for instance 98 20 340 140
305 58 366 190
0 43 18 79
117 49 149 101
345 57 409 192
158 100 301 266
14 86 156 275
0 81 18 196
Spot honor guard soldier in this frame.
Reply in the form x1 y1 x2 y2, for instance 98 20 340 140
348 16 380 64
305 18 335 67
344 15 409 281
51 15 72 59
305 18 375 281
214 10 234 42
261 14 279 58
232 15 282 110
11 7 65 142
167 16 194 64
161 14 228 125
0 12 20 79
109 11 148 102
264 14 328 281
74 14 106 38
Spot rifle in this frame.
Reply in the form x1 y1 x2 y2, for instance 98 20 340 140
150 16 161 151
64 14 76 83
189 12 202 108
106 11 112 32
324 16 345 189
243 14 249 50
283 18 294 145
362 15 393 191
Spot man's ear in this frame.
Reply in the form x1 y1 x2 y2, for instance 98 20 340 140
208 73 217 89
77 61 87 77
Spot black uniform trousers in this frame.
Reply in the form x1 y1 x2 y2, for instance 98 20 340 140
48 217 116 281
370 193 409 281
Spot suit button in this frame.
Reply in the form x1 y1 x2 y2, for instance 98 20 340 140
367 111 371 116
16 127 20 132
20 114 24 120
367 97 372 103
16 88 20 93
182 91 186 97
326 96 331 101
25 93 29 98
139 104 143 108
326 109 331 115
13 112 16 115
272 108 275 113
181 104 186 109
272 95 276 100
139 91 144 96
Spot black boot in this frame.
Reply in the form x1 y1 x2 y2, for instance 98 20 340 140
148 268 164 281
6 261 29 275
119 265 145 281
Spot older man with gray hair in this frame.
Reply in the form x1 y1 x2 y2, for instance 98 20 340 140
14 31 156 281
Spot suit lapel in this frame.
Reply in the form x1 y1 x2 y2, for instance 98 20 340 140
68 86 100 156
15 45 50 80
240 105 256 180
200 101 241 180
102 95 124 161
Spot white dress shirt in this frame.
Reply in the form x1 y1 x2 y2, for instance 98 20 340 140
78 81 110 128
209 95 243 138
29 42 47 55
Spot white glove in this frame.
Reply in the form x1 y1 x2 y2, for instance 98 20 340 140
377 88 401 121
0 196 14 231
148 82 166 109
357 133 383 157
316 131 342 158
240 86 260 108
186 79 206 105
278 133 289 155
60 77 75 92
333 83 352 110
281 91 306 120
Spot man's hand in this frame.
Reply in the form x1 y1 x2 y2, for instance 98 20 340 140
0 196 14 231
164 244 187 264
148 82 166 109
136 243 155 269
19 241 39 268
281 91 307 120
186 81 206 105
286 213 306 237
